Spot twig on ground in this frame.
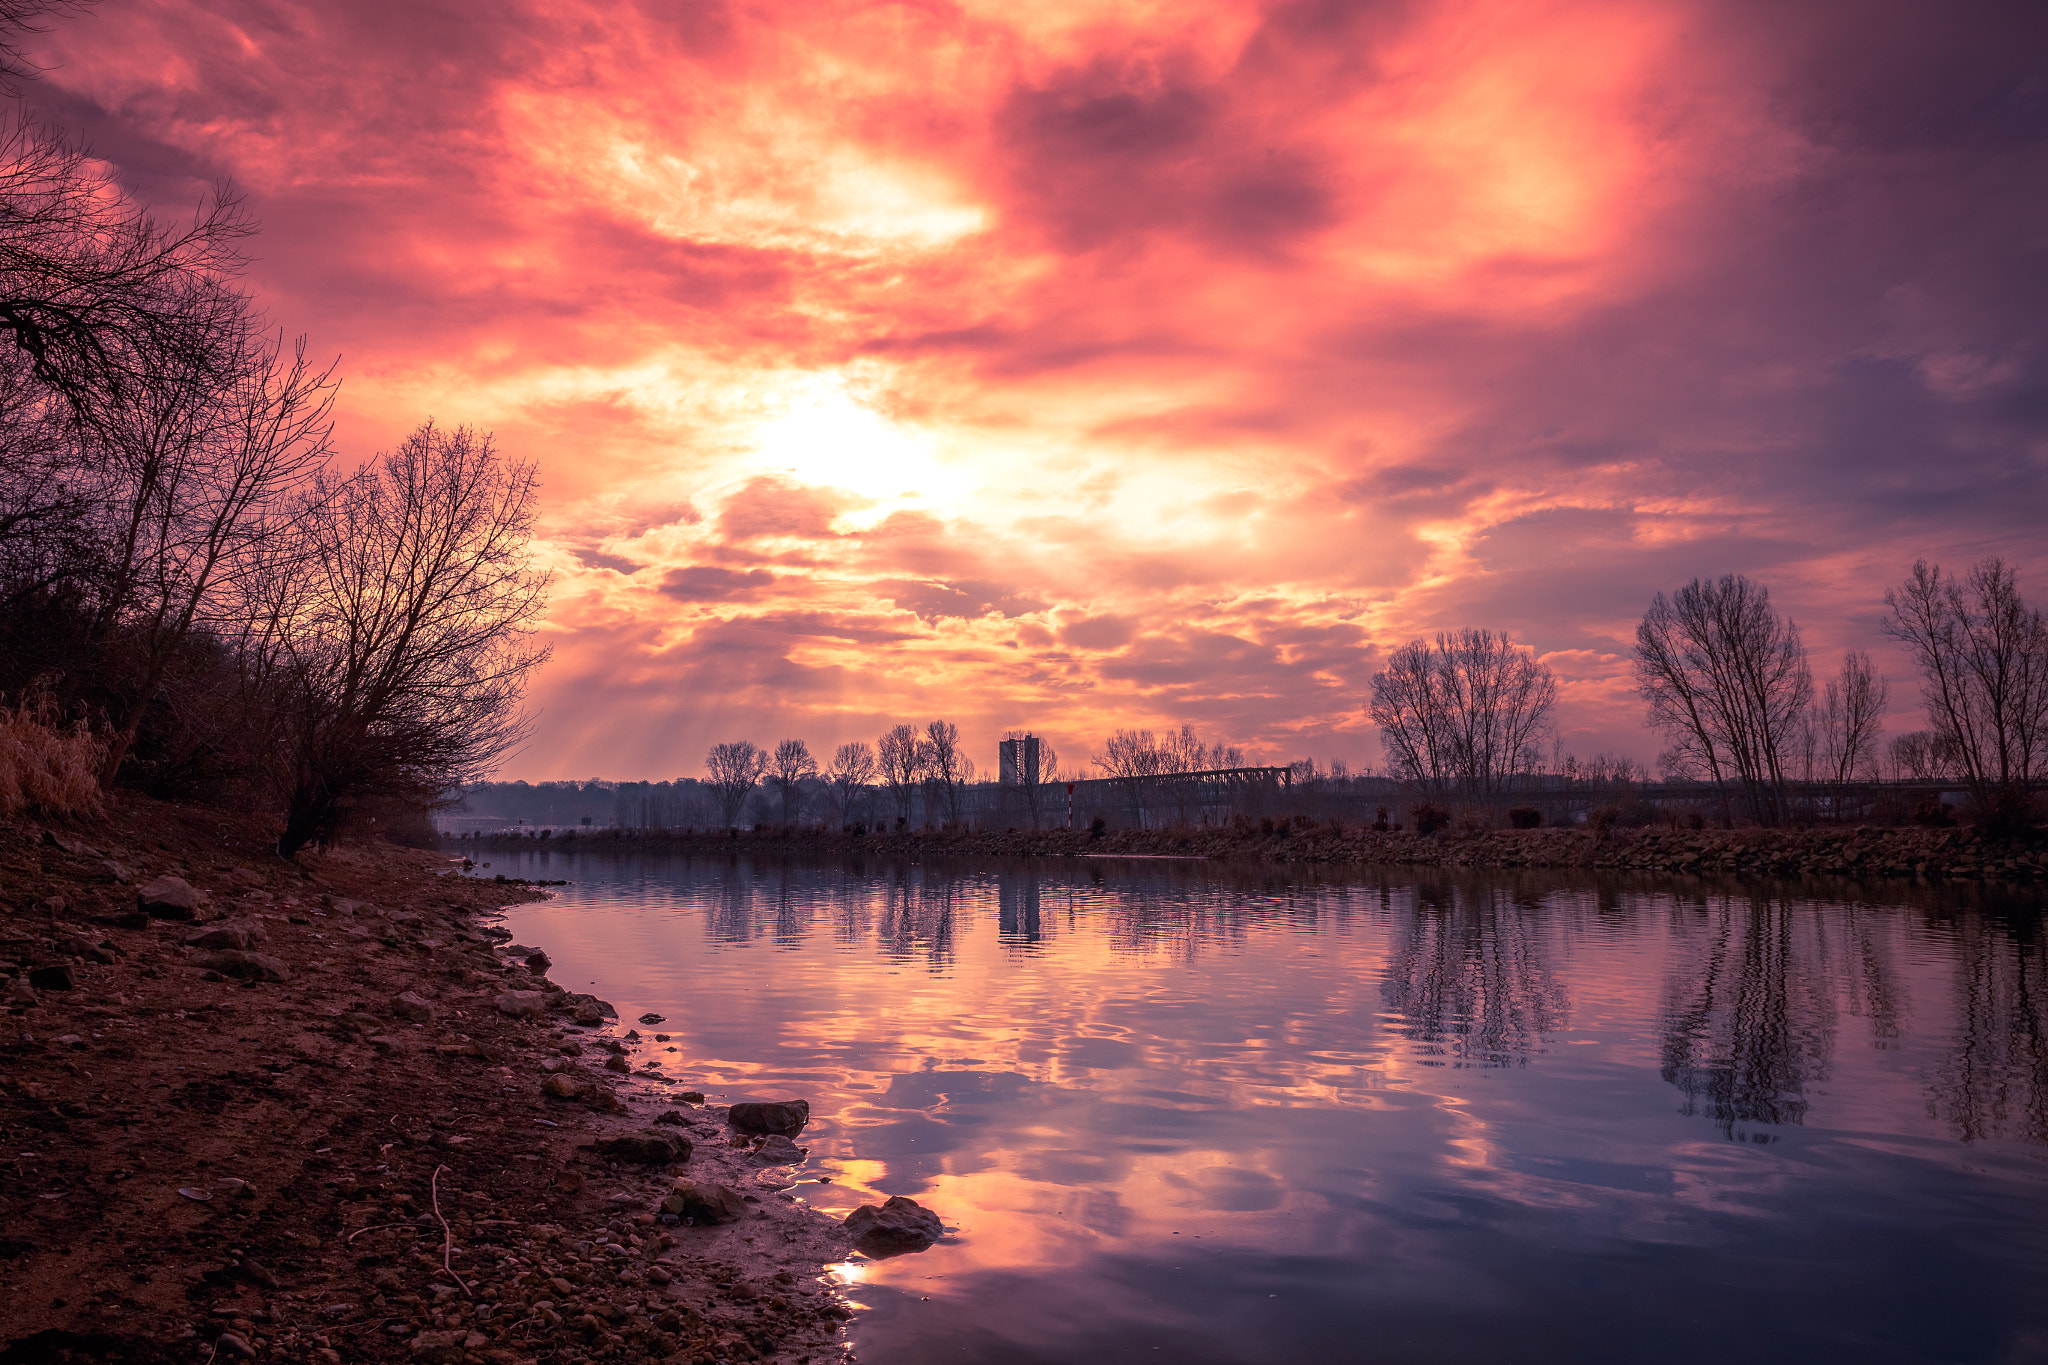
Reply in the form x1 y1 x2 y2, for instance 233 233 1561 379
344 1222 414 1245
432 1162 472 1297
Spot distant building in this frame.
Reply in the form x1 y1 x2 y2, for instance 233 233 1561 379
998 735 1042 785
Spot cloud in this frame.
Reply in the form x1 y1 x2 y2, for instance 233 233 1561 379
657 566 777 600
27 0 2046 777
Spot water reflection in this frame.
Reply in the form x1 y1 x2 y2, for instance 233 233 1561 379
1382 880 1569 1068
497 854 2048 1365
1930 911 2048 1144
1658 892 1840 1139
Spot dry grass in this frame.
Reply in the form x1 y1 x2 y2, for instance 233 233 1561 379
0 696 105 819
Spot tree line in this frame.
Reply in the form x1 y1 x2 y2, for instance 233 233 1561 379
0 16 550 853
1368 559 2047 830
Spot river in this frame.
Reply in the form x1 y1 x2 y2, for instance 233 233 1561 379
489 850 2048 1364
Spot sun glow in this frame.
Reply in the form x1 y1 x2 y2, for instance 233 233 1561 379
750 379 969 515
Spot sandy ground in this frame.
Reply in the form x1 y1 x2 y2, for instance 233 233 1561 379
0 797 870 1365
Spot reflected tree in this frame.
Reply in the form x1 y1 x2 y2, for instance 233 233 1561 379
1658 892 1837 1140
1927 913 2048 1145
1381 880 1569 1067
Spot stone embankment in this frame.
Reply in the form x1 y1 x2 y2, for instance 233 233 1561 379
0 797 891 1365
476 822 2045 884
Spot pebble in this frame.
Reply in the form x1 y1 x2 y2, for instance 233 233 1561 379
390 989 436 1023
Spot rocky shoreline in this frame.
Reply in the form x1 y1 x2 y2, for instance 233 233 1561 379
472 821 2046 885
0 798 884 1365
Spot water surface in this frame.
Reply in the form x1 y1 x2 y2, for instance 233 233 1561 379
489 851 2048 1364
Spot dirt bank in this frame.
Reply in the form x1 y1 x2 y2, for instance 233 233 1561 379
472 821 2046 885
0 797 860 1365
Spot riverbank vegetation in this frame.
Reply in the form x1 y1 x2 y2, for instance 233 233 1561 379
0 23 551 854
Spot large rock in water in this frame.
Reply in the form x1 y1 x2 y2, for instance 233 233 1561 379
728 1099 810 1135
596 1131 691 1164
844 1196 945 1254
137 876 209 921
754 1134 806 1164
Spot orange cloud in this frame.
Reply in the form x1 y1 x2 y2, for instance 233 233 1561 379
32 0 2047 776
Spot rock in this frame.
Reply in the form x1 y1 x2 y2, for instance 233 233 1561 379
595 1131 691 1164
26 963 74 992
638 1012 665 1025
390 990 436 1023
542 1073 587 1101
754 1134 806 1164
194 950 291 983
652 1110 688 1126
137 876 209 920
52 934 113 964
679 1091 706 1104
604 1054 630 1073
410 1330 466 1363
539 1055 572 1074
843 1196 945 1254
341 1011 383 1034
102 860 136 884
496 990 550 1020
556 992 618 1020
5 978 38 1007
666 1180 747 1224
728 1099 810 1135
526 949 551 973
214 1331 256 1359
182 920 264 951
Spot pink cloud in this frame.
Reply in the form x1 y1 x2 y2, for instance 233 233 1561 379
24 0 2046 779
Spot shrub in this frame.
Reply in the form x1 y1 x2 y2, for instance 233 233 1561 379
1914 798 1956 828
1411 803 1450 835
0 697 105 819
1507 807 1541 829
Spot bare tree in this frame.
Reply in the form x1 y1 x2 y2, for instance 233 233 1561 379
878 723 923 823
1884 557 2048 821
253 421 550 855
0 3 98 93
0 115 253 420
1886 730 1960 782
93 332 338 783
1092 728 1163 779
922 718 967 824
826 739 877 826
1813 650 1888 788
1371 628 1556 801
766 737 817 824
1634 576 1812 825
705 740 767 828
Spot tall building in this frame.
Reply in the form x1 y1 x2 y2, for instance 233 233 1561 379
998 735 1041 786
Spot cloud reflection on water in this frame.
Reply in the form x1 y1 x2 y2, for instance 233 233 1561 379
498 853 2048 1363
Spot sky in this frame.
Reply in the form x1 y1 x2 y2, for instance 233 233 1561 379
25 0 2048 781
